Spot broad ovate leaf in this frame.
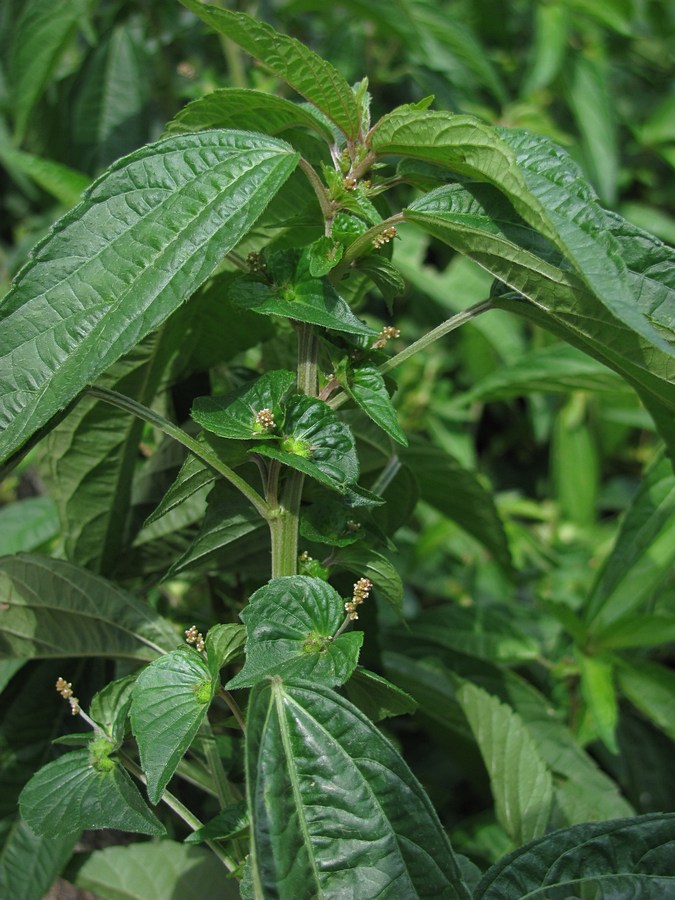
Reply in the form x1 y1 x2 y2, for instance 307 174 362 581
179 1 361 140
0 130 299 462
130 647 216 804
475 814 675 899
227 576 362 689
19 749 165 836
0 554 178 660
191 370 296 441
257 394 360 492
246 678 472 898
342 364 407 445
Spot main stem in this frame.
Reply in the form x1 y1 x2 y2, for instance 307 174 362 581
269 322 318 578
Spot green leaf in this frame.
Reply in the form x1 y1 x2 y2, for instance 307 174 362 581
402 439 512 572
227 576 362 689
0 148 90 208
0 554 178 660
143 450 216 529
165 88 335 145
616 659 675 743
342 364 407 445
246 678 471 898
184 802 249 844
334 545 404 613
0 497 59 555
475 814 675 899
0 818 78 900
354 255 406 308
179 1 361 140
9 0 86 141
19 749 165 836
344 666 417 722
594 613 675 650
0 130 299 463
205 623 246 679
551 394 599 527
577 653 619 754
90 674 137 745
300 498 365 547
130 647 216 804
456 680 553 845
257 394 360 492
231 270 375 336
585 452 675 634
191 370 296 441
306 236 344 277
75 840 240 900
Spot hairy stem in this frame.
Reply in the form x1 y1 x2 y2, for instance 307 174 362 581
298 158 336 234
86 386 270 520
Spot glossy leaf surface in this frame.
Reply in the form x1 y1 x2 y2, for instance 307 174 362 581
343 364 407 445
246 678 471 898
20 749 165 836
191 370 296 441
0 554 177 660
0 130 299 462
228 576 362 689
130 647 216 804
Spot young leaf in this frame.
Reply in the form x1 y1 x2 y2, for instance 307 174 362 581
0 130 299 463
0 818 78 900
246 678 472 898
130 647 216 804
205 624 246 679
165 88 334 144
0 554 178 660
257 394 360 492
306 236 344 277
74 841 240 900
334 545 404 613
344 666 417 722
191 370 296 441
89 674 137 745
475 814 675 899
179 1 361 140
19 749 165 836
342 364 408 445
227 576 362 689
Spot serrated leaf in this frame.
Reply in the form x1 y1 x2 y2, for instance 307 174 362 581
75 840 240 900
257 394 360 492
616 659 675 743
0 818 78 900
179 1 361 140
403 438 512 572
0 130 299 463
184 802 249 844
130 648 216 804
335 545 404 613
166 88 334 145
20 749 165 836
585 452 675 634
344 364 407 445
0 554 178 660
355 255 406 308
90 674 137 745
231 268 375 336
246 678 471 898
456 680 553 845
191 370 296 441
205 624 246 679
475 814 675 899
9 0 86 141
227 576 362 689
344 666 417 722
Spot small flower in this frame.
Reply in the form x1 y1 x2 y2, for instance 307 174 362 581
299 550 312 562
185 625 205 653
254 407 276 433
56 677 73 699
371 225 398 249
372 325 401 349
344 577 372 620
246 251 267 273
343 175 358 191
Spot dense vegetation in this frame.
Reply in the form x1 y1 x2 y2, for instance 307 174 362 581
0 0 674 897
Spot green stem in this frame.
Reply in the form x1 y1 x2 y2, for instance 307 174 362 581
298 158 336 234
86 386 270 520
217 686 247 734
120 753 237 872
331 212 404 282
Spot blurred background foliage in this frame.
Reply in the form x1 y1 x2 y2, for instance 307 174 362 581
1 0 674 876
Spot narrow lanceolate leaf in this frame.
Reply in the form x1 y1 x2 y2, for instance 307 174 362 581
20 749 165 836
343 365 407 445
179 1 361 140
0 148 90 207
475 814 675 899
616 659 675 743
191 370 296 441
165 88 334 144
246 679 472 899
0 130 299 463
130 647 216 804
0 554 178 660
456 681 553 845
585 452 675 634
227 577 362 689
257 395 360 492
577 653 619 754
0 818 78 900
